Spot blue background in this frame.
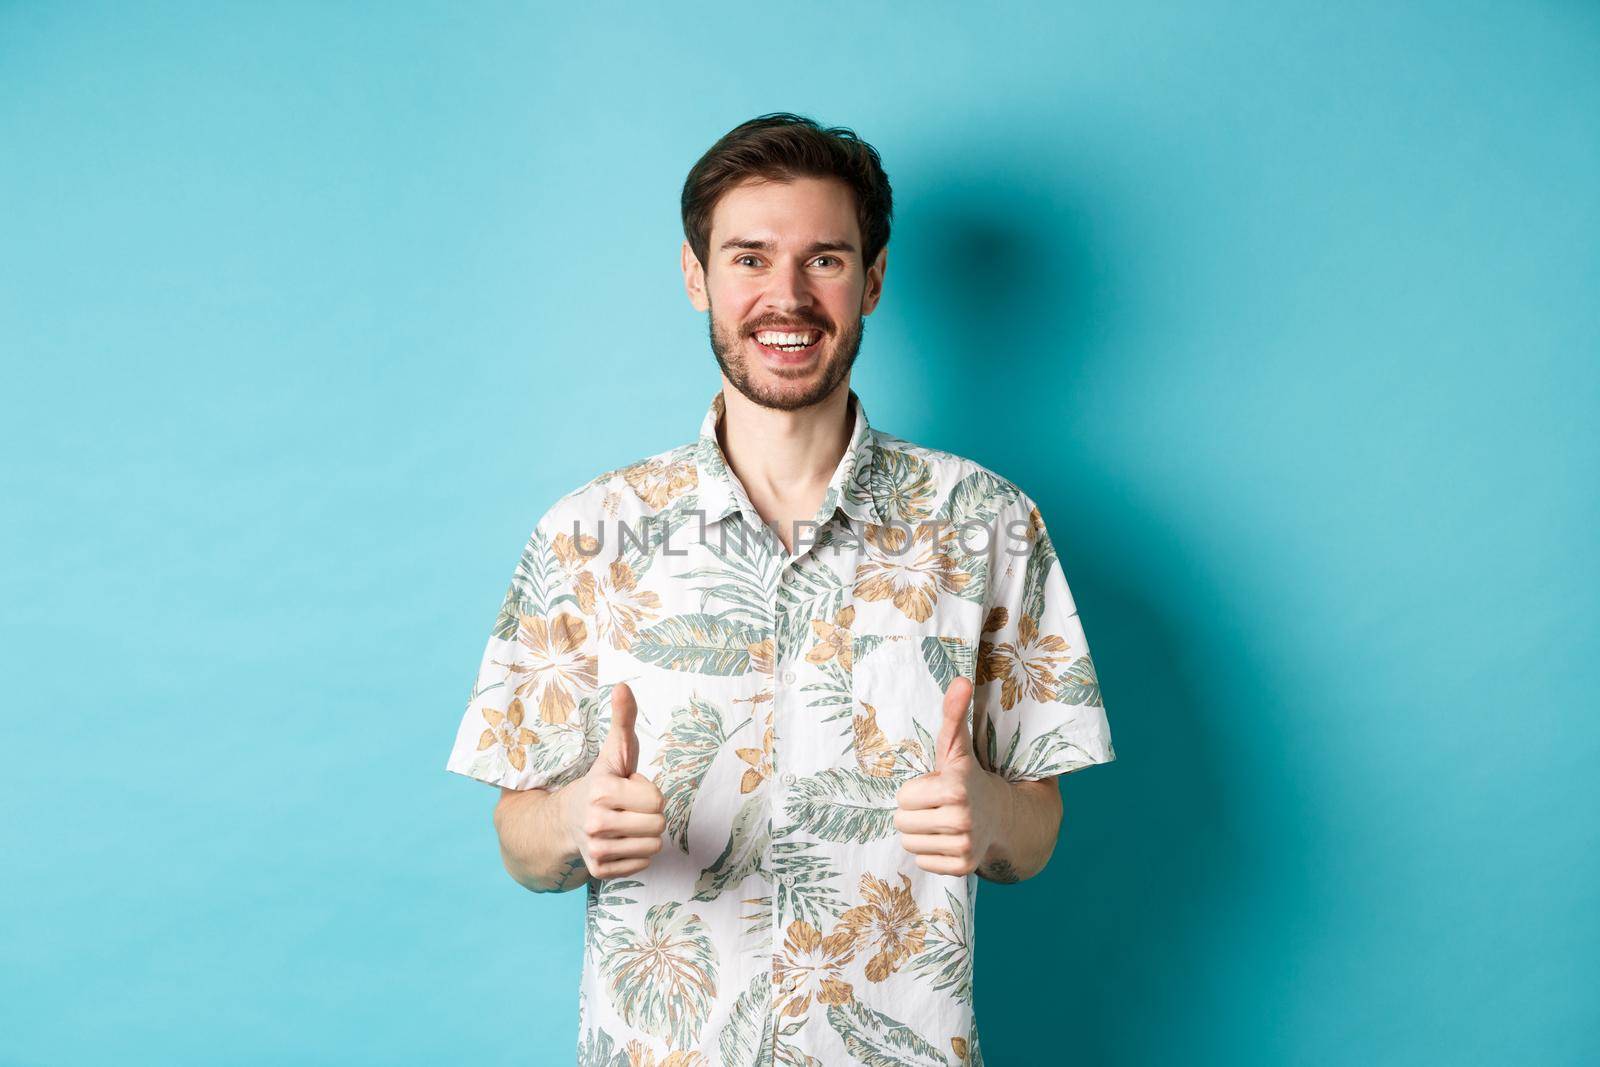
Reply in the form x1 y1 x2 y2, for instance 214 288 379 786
3 2 1595 1063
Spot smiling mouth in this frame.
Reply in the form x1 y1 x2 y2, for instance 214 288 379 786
750 328 824 354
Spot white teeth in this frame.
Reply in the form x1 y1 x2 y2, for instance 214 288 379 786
754 330 819 346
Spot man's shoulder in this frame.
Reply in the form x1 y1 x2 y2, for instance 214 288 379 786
534 439 700 532
866 429 1035 525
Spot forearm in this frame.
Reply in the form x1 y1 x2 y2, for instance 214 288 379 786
977 774 1062 883
492 783 594 893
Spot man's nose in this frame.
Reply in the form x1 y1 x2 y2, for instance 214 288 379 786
764 261 812 313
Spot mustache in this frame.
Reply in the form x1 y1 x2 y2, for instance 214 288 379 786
745 317 830 334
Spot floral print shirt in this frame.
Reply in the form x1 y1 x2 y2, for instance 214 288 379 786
445 388 1115 1066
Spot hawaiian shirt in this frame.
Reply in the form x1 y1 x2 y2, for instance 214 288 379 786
445 387 1115 1066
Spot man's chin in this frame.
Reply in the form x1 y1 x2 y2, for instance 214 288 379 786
727 367 846 412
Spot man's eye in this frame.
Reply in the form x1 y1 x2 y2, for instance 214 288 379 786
813 256 838 268
736 255 761 267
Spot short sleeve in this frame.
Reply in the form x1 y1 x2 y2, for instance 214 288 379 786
972 490 1115 782
444 510 606 791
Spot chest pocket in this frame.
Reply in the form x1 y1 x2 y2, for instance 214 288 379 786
849 634 976 779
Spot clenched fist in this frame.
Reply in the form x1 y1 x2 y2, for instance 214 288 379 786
893 676 1010 876
560 681 666 879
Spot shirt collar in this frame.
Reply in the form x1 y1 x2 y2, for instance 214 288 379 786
693 387 885 529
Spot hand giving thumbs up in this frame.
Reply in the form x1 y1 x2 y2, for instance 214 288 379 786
560 681 666 880
892 676 1010 876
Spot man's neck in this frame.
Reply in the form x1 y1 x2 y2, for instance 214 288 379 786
716 379 853 551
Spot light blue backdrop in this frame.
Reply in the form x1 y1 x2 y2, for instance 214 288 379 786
2 2 1595 1064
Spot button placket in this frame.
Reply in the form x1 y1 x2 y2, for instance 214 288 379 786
766 560 792 1049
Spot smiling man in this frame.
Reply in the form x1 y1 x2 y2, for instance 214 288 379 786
445 113 1115 1065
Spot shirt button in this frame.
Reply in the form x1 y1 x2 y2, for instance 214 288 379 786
781 772 796 787
778 873 795 886
781 669 797 685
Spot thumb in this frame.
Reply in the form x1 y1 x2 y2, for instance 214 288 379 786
599 682 639 778
935 676 975 771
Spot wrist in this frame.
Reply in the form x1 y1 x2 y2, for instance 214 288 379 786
981 770 1016 867
551 778 585 856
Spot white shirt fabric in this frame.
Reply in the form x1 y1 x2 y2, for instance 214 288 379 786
445 388 1114 1065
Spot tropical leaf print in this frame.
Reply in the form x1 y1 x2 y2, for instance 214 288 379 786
992 721 1082 782
577 1025 628 1067
801 659 854 724
776 1039 826 1067
617 493 703 579
652 696 733 851
680 521 780 629
717 971 775 1066
864 446 937 523
599 901 720 1049
938 469 1019 530
825 998 951 1067
1055 655 1102 707
920 636 974 693
779 552 848 648
493 525 578 639
631 614 766 675
904 886 974 1005
1019 513 1059 624
771 839 847 928
784 768 904 843
852 633 895 667
587 876 644 951
693 792 769 901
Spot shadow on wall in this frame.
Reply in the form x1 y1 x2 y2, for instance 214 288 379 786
901 179 1268 1064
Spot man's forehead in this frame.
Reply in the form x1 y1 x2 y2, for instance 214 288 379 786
709 176 860 249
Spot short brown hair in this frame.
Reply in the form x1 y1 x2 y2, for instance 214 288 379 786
681 112 893 274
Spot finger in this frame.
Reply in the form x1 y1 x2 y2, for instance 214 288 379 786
591 856 653 879
588 809 667 839
894 773 948 811
935 676 975 769
600 773 664 814
599 682 639 777
588 834 665 863
893 806 973 835
898 832 970 857
914 853 974 877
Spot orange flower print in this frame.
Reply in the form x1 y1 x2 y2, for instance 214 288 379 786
976 613 1072 710
504 611 599 724
623 456 698 509
622 1042 705 1067
853 703 922 778
746 637 775 676
550 529 601 575
837 872 927 983
853 523 971 622
772 918 859 1018
805 605 855 672
476 697 539 772
735 724 773 794
574 559 662 651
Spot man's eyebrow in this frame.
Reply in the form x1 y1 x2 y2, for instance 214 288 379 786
718 237 858 255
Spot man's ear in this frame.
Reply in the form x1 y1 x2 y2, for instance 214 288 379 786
860 246 888 315
682 240 709 312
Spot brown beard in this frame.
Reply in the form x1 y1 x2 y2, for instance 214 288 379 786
707 296 865 412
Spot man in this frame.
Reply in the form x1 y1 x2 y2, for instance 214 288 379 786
445 113 1114 1065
